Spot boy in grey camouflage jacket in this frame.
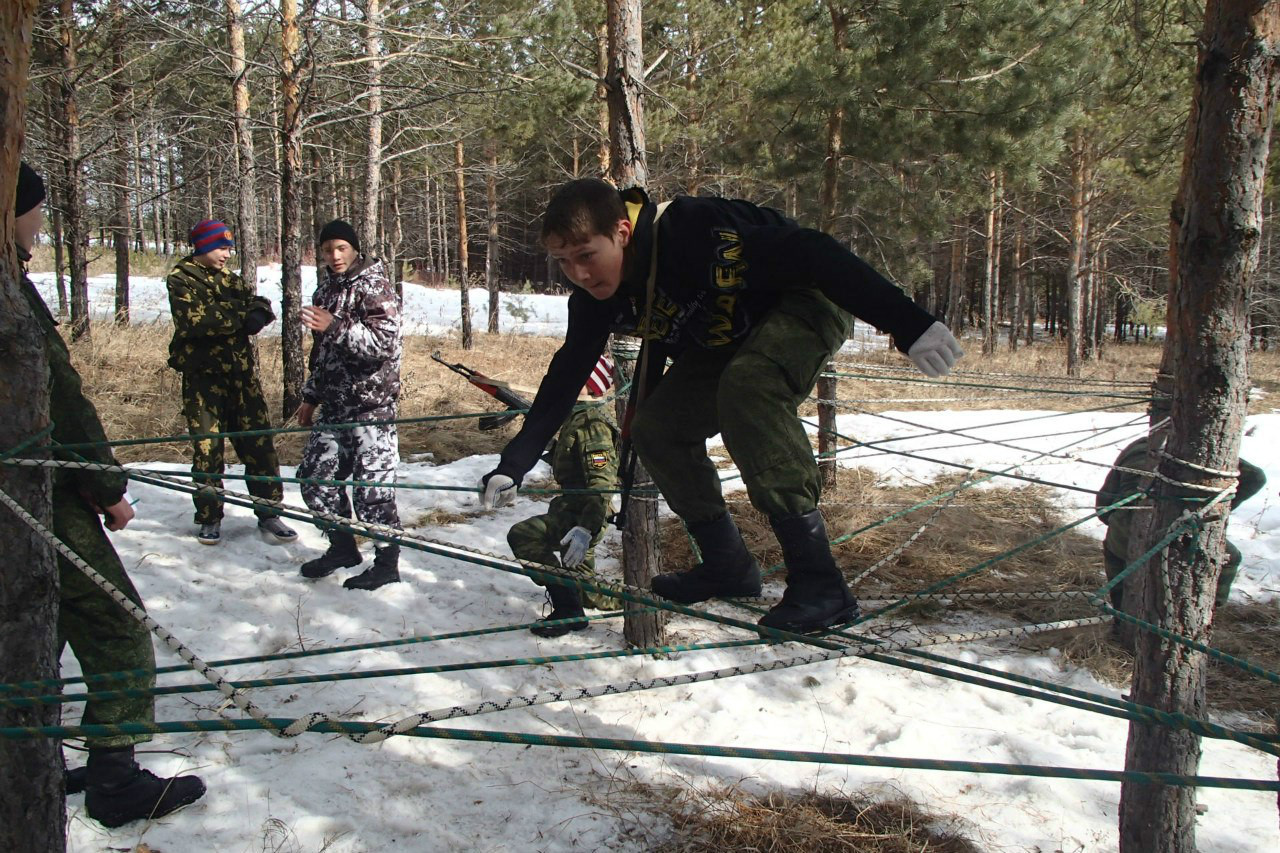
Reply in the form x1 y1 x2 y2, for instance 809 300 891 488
295 219 404 590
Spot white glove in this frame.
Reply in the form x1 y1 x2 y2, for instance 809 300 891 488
907 321 964 377
479 472 517 509
559 526 592 567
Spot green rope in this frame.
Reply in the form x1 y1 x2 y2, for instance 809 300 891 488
2 718 1275 792
823 370 1153 401
2 639 766 708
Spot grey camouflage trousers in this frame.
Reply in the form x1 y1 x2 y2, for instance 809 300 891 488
299 421 402 531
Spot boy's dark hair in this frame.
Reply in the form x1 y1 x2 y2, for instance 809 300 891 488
540 178 627 246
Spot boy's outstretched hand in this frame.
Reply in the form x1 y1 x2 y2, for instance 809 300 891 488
559 526 591 567
479 472 517 509
907 321 964 377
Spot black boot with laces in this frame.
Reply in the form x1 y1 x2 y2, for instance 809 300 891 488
84 746 206 828
530 584 589 637
300 529 362 579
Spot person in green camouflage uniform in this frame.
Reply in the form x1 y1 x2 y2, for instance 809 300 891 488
507 356 620 636
14 162 204 826
166 219 294 545
1096 435 1266 610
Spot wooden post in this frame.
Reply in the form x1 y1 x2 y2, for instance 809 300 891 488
817 362 838 493
611 337 665 647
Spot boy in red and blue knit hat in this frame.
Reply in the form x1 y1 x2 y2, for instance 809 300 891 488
165 219 297 546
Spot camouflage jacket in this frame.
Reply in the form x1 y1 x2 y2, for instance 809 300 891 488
165 256 272 375
303 256 402 421
546 405 619 536
18 248 128 508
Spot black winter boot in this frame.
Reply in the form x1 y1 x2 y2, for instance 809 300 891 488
300 529 362 579
650 513 762 604
343 544 401 590
758 510 859 634
531 584 589 637
83 746 206 828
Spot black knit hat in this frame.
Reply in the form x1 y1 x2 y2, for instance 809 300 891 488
16 162 46 217
318 219 360 253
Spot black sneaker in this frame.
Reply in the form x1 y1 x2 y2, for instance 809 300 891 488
257 517 298 544
196 521 221 546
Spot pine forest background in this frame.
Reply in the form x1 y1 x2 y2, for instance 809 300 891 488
22 0 1270 362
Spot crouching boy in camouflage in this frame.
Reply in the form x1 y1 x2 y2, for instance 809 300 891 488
507 356 620 637
296 220 404 590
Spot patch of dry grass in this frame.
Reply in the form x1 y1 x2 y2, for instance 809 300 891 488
647 785 982 853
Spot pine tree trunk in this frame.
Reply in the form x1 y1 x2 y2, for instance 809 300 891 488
390 159 403 296
110 0 129 325
607 0 662 648
361 0 382 255
280 0 305 416
57 0 88 341
983 171 1000 355
131 120 143 251
227 0 258 286
51 191 67 317
149 123 163 253
1119 5 1280 851
1066 131 1088 376
0 3 64 847
1010 220 1023 350
606 0 648 189
947 222 965 333
596 22 610 176
455 139 472 349
485 141 500 334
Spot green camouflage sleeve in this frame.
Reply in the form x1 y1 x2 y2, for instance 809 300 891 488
574 416 619 535
20 279 126 507
166 265 248 337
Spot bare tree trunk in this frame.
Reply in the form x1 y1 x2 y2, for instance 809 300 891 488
361 0 382 254
164 148 174 255
110 0 130 325
606 0 663 647
50 185 67 317
1066 131 1089 376
982 171 1001 355
0 3 64 847
817 4 846 493
1092 249 1106 360
131 119 143 251
947 223 965 333
596 22 610 176
455 139 472 349
1010 219 1023 351
1119 5 1280 851
390 159 402 296
227 0 258 286
485 140 500 334
606 0 648 189
280 0 305 416
149 122 163 253
57 0 88 340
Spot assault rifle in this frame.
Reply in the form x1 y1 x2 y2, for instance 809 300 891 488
431 351 534 430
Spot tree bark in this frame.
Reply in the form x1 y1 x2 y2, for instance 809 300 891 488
0 2 64 848
485 140 500 334
110 0 130 325
1010 218 1023 350
227 0 259 286
1119 5 1280 851
1066 130 1089 376
57 0 88 340
606 0 662 647
280 0 305 416
983 171 1002 355
606 0 648 189
361 0 383 255
455 139 472 349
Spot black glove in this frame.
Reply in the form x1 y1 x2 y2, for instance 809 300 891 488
243 298 275 335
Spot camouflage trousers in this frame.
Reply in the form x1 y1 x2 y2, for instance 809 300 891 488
299 420 402 532
1104 540 1242 611
631 289 852 525
54 485 156 749
181 371 284 524
507 503 617 610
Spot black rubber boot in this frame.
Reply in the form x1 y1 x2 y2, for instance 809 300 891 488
650 513 762 604
300 529 362 579
66 764 88 795
344 544 401 591
758 510 859 634
83 746 206 828
531 584 589 637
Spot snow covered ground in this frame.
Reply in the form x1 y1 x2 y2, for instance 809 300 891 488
29 266 1280 851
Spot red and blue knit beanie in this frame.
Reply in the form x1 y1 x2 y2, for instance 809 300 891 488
189 219 235 255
